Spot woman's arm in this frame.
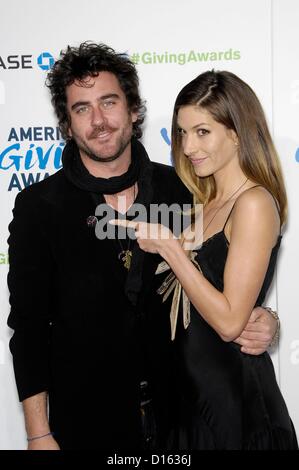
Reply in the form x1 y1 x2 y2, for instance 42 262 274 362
157 188 280 341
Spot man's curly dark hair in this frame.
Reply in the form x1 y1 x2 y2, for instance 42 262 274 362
46 42 146 140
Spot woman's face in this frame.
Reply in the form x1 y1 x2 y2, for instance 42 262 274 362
177 105 239 178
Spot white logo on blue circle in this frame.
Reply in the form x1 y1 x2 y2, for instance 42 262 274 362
37 52 54 71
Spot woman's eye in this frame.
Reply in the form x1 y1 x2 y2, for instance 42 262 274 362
197 128 209 136
177 127 185 135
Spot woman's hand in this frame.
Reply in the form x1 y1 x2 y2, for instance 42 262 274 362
109 220 178 255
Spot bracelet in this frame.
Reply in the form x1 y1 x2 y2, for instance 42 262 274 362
27 431 54 442
264 307 280 348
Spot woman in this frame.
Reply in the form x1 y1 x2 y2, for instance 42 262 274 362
112 70 298 449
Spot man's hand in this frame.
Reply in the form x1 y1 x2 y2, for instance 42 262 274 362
234 306 278 355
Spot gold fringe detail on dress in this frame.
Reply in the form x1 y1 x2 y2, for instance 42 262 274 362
155 252 202 341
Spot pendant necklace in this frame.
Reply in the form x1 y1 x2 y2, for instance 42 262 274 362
117 183 136 270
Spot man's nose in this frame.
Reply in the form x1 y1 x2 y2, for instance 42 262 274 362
91 106 106 127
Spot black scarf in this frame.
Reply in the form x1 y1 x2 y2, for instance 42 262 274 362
62 137 154 306
62 138 142 194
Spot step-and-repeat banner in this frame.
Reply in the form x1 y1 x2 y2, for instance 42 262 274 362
0 0 298 449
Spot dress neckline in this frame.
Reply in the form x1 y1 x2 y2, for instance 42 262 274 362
194 230 228 252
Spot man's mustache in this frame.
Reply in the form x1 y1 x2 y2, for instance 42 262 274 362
89 124 116 139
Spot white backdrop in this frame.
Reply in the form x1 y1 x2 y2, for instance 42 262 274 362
0 0 298 450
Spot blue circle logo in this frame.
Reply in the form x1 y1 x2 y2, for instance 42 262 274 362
37 52 54 71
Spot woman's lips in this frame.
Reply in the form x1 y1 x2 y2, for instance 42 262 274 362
190 157 208 165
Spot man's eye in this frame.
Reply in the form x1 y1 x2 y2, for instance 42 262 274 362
76 106 89 114
103 101 115 108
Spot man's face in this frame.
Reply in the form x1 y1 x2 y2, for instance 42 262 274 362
66 71 138 163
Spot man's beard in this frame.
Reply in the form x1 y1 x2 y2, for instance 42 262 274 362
73 124 133 163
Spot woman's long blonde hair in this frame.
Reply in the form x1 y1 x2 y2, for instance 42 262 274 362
171 70 287 224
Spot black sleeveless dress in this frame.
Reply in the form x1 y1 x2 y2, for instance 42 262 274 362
167 229 298 449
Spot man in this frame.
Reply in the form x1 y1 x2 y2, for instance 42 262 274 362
7 42 278 450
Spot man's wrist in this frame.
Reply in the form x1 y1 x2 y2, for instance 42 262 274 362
264 307 280 348
27 431 54 442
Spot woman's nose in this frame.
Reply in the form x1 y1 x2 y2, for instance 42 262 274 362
183 134 198 157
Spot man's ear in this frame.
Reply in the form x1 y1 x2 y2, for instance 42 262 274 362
131 111 138 123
